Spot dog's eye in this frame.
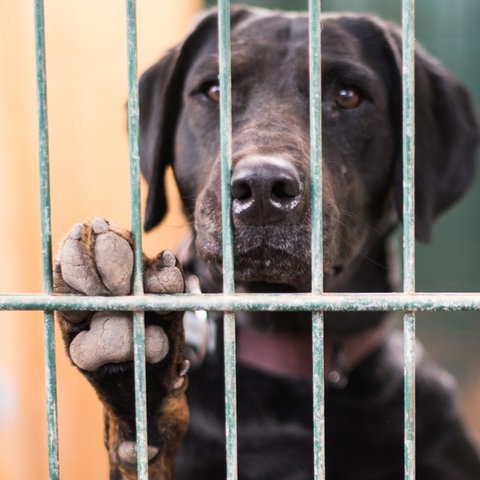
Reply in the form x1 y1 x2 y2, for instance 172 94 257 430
204 83 220 103
335 87 361 109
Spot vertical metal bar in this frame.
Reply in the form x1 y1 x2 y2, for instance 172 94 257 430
219 5 234 293
402 0 416 478
309 1 325 479
403 310 416 480
34 1 59 478
218 1 238 479
126 1 148 478
309 0 323 291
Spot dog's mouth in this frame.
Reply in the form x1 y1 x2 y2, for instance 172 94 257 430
236 281 301 294
234 264 344 293
195 220 346 292
198 239 345 292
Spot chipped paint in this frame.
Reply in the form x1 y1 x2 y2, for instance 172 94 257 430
2 292 480 313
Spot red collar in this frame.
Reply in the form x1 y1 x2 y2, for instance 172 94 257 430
236 325 386 386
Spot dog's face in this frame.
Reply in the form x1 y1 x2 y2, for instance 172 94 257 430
176 13 398 291
139 7 478 295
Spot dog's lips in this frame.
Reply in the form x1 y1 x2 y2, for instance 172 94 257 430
198 239 344 288
196 223 344 290
236 281 304 294
232 250 344 291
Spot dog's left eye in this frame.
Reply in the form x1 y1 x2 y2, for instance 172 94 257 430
335 87 361 109
203 82 220 103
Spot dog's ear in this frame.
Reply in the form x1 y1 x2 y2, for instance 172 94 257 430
383 23 479 242
409 51 479 242
140 6 254 231
139 51 180 231
140 11 220 231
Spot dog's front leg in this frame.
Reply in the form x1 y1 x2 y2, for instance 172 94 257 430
54 218 189 479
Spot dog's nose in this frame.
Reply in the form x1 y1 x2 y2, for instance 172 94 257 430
231 156 303 225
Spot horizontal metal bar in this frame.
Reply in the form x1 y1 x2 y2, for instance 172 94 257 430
2 292 480 312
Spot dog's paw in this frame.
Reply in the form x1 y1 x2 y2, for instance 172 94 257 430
54 217 185 372
55 217 184 298
54 218 189 477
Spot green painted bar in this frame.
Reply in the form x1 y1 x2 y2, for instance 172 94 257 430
3 292 480 312
308 0 325 478
219 3 234 295
403 312 416 479
223 312 238 480
34 1 59 478
309 2 323 291
126 0 144 290
218 1 239 479
312 311 325 479
43 312 59 480
402 0 416 294
402 0 416 478
126 1 149 478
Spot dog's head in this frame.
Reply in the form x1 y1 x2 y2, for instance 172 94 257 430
139 7 478 295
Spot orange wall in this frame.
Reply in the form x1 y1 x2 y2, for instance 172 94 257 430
0 1 201 478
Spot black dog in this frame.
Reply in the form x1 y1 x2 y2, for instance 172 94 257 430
55 6 480 479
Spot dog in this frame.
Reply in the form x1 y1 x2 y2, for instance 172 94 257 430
54 6 480 480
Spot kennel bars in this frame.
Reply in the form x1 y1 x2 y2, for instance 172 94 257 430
1 0 480 479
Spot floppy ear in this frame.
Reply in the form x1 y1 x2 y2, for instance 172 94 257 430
139 51 181 231
408 50 479 241
139 11 220 231
140 6 254 231
388 32 479 242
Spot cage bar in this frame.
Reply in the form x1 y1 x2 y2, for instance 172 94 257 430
2 292 480 312
33 1 60 478
218 1 239 479
125 0 149 478
402 0 416 478
308 0 325 478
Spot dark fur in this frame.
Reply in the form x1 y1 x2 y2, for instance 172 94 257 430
139 7 480 479
57 6 480 480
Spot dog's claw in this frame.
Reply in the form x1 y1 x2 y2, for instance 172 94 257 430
178 359 190 377
162 250 177 267
92 216 109 234
69 223 83 240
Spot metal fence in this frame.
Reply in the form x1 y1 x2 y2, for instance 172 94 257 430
1 0 480 479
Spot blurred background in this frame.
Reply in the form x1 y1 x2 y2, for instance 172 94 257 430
0 0 479 478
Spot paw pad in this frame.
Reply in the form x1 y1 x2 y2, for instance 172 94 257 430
117 441 159 466
69 312 169 372
59 218 133 296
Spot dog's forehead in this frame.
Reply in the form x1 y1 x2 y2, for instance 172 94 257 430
232 11 308 42
228 11 309 63
227 12 383 66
